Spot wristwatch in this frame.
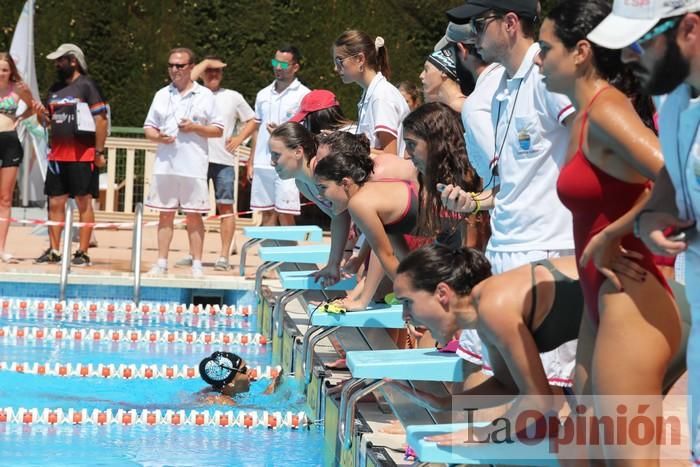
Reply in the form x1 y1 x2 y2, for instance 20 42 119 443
633 209 654 238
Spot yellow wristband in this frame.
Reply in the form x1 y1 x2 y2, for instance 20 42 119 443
469 193 480 215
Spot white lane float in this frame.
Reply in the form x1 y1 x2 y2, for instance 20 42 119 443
0 407 306 429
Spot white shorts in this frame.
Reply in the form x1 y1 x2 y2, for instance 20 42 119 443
456 248 577 387
145 174 210 213
250 167 300 215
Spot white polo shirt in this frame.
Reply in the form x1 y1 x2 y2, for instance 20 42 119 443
144 82 224 179
356 72 410 155
657 83 700 305
252 78 310 168
488 43 575 252
462 62 505 184
208 88 255 166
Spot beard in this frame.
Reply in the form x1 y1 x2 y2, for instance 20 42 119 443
56 63 75 81
453 43 477 96
641 36 690 95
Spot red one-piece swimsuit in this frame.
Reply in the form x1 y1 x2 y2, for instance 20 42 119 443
556 87 672 325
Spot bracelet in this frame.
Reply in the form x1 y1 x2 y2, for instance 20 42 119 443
95 149 106 156
469 192 480 215
633 209 654 238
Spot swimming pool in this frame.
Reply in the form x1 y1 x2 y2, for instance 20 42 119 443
0 286 324 466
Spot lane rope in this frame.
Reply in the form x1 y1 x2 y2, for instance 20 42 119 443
0 310 250 330
0 300 252 318
0 407 307 429
0 361 281 380
0 326 268 345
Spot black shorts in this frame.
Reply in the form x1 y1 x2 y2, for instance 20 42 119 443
44 161 99 198
0 131 23 168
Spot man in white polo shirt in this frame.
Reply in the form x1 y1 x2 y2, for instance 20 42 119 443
441 0 576 388
236 44 309 226
588 1 700 461
174 56 256 271
143 48 224 278
438 21 505 184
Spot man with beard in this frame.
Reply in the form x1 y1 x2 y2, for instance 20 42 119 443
34 44 107 266
436 21 505 184
588 1 700 462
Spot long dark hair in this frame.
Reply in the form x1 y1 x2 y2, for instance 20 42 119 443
547 0 656 132
270 122 318 163
402 102 479 236
397 244 492 296
313 139 374 186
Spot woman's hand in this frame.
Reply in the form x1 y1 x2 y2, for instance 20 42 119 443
440 184 476 213
579 230 646 291
312 262 342 287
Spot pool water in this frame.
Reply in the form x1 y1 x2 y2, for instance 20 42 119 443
0 297 324 466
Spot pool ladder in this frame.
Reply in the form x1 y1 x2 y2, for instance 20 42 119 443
58 203 144 304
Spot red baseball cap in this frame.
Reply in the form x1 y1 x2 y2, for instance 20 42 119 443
288 90 340 123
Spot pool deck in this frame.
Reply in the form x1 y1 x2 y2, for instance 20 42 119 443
0 209 691 466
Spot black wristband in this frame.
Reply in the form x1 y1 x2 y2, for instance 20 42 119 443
633 209 654 238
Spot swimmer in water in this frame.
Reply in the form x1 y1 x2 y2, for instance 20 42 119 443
197 351 282 406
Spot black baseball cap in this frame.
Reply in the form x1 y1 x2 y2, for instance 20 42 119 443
446 0 538 24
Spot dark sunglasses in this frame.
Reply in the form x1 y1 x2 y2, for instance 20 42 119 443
471 14 503 35
167 63 190 70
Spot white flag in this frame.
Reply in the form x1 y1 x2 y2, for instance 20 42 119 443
10 0 47 197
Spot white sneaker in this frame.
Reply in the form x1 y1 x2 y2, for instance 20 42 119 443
148 264 167 275
214 257 230 271
192 266 204 278
175 254 193 267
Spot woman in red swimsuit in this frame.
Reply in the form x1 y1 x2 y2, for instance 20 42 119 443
537 0 681 464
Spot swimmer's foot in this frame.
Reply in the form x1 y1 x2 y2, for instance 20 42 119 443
379 419 406 435
324 358 348 371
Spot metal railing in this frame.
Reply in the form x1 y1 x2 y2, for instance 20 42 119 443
58 202 74 302
131 203 144 305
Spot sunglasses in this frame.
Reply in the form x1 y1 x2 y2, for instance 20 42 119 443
471 14 503 36
271 59 291 69
334 53 361 69
628 17 681 56
167 63 189 70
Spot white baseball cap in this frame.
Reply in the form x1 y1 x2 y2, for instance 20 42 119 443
46 43 88 72
588 0 700 50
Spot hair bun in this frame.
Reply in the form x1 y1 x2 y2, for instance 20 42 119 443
374 36 385 50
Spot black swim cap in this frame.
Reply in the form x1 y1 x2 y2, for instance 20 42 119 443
199 351 243 388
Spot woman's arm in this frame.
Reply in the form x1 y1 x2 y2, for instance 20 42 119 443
349 196 399 280
375 131 397 154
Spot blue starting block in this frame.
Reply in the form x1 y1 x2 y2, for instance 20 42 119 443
239 225 323 275
272 271 358 339
302 304 405 384
407 423 559 465
337 348 470 454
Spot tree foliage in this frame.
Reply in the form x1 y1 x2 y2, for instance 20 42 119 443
1 0 560 126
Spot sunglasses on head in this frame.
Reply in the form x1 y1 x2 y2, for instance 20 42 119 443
271 59 291 69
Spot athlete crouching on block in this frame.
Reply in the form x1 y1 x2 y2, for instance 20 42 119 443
197 351 281 405
390 244 632 444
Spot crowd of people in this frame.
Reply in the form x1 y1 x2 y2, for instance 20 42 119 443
1 0 699 463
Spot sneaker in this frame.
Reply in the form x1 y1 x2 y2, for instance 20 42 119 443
147 264 167 275
192 266 204 278
35 248 61 264
175 254 193 267
71 250 91 267
214 257 230 271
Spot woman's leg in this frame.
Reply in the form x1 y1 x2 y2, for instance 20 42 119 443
593 276 681 466
0 166 18 254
